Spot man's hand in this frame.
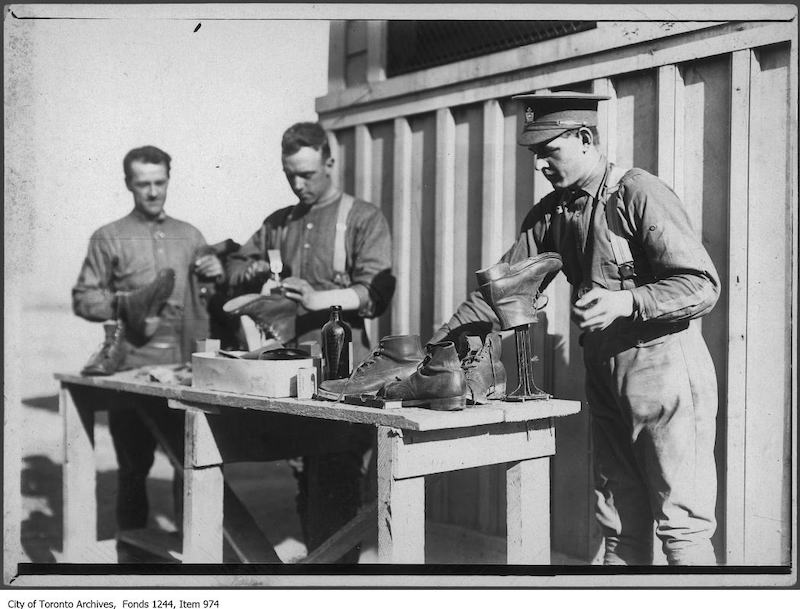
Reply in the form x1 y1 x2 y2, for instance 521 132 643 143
194 254 224 280
572 287 634 332
281 277 323 311
243 260 271 282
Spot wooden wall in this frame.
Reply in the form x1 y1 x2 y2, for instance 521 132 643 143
318 18 796 564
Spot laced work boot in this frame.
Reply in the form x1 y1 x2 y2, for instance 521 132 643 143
476 253 562 330
459 333 507 405
117 268 176 338
377 341 467 411
316 335 425 401
81 319 127 376
223 293 298 345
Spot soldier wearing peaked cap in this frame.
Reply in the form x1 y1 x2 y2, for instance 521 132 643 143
431 93 721 565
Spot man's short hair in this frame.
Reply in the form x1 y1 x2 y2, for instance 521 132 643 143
281 122 331 159
123 146 172 182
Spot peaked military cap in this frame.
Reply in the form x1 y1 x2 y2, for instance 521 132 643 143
513 92 609 147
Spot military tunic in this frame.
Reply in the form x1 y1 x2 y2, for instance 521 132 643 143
442 156 720 565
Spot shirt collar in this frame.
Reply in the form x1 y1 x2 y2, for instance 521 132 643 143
293 186 342 218
572 154 608 199
130 207 167 223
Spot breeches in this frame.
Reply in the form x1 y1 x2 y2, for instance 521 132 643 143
583 322 718 565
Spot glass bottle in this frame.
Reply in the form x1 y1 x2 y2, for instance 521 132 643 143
321 305 352 380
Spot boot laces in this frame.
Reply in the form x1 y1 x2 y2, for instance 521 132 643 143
335 346 385 403
461 348 482 371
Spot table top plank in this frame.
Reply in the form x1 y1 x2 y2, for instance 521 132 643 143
55 370 581 432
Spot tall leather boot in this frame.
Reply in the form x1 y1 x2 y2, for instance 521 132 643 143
223 293 298 345
317 335 425 401
81 319 127 376
459 333 507 405
476 253 562 330
117 268 176 338
377 341 466 411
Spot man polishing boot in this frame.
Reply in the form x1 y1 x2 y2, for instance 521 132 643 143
476 253 562 330
377 341 466 411
316 335 425 401
458 333 507 405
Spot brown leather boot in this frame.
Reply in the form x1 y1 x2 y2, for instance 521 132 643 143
459 333 507 405
223 293 298 345
117 268 176 338
81 319 127 376
316 335 425 401
476 253 562 330
377 341 466 411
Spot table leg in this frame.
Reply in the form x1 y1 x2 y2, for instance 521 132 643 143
181 409 223 562
61 384 96 561
506 457 550 564
377 427 425 563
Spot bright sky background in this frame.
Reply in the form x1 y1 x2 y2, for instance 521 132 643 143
5 10 329 307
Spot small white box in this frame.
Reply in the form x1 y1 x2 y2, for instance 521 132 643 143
191 352 313 398
296 367 317 399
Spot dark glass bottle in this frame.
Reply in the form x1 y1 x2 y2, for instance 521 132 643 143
321 305 352 380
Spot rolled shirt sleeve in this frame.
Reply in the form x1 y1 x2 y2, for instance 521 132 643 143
348 203 395 319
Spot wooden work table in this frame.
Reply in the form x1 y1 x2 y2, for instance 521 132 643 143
55 368 581 564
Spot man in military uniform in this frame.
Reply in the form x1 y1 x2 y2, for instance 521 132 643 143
431 94 720 566
226 122 395 562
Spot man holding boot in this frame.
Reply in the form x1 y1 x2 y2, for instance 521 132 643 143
72 145 224 556
225 122 396 562
430 93 721 566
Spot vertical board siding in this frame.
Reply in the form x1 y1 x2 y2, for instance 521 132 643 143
454 105 485 302
434 108 457 333
482 99 506 267
724 48 751 566
411 114 438 342
335 128 356 196
392 118 413 336
615 70 659 173
744 44 791 565
368 121 396 339
681 53 732 563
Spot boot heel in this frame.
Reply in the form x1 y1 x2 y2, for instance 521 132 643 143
427 395 466 411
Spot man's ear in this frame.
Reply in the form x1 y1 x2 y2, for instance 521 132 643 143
578 127 594 148
325 156 335 169
124 178 133 192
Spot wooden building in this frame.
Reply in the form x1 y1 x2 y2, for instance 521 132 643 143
316 10 797 565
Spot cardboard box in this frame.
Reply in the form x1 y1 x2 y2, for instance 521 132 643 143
191 352 313 398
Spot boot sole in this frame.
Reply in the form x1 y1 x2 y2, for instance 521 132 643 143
466 382 507 406
314 387 379 402
395 395 466 411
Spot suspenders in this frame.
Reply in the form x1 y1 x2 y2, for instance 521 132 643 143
599 164 637 282
264 193 354 287
332 193 355 287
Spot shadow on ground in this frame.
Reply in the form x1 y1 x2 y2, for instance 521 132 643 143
22 394 59 413
21 454 181 563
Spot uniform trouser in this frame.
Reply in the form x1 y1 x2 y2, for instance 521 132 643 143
289 326 374 563
583 322 718 565
111 322 184 532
